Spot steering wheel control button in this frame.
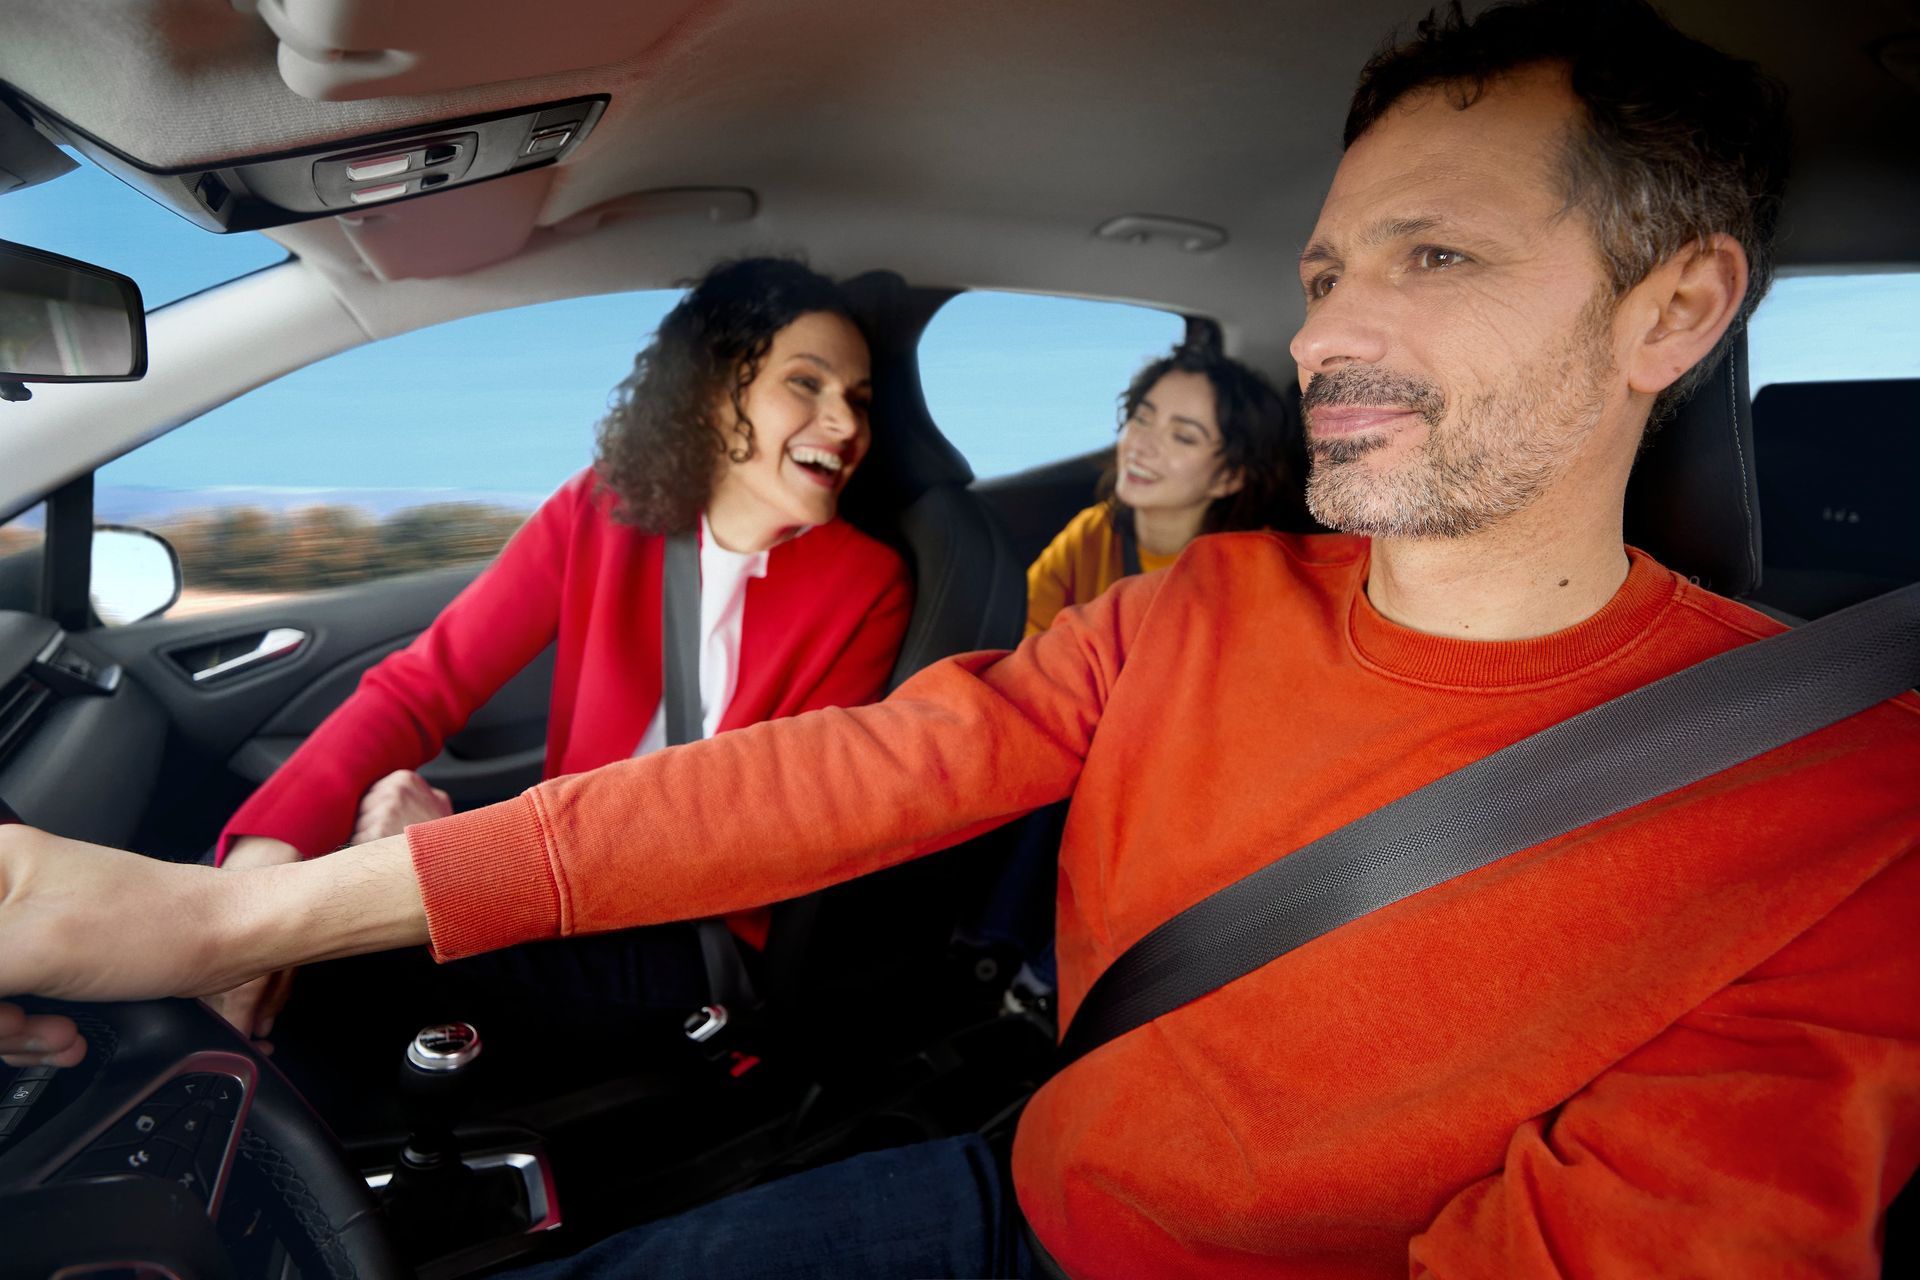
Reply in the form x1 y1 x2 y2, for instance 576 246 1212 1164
94 1101 180 1149
3 1076 48 1107
154 1102 217 1153
149 1073 208 1106
150 1071 245 1115
205 1079 243 1118
63 1140 183 1180
174 1163 212 1203
406 1022 482 1072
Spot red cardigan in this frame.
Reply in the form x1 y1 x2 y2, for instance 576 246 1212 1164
221 468 912 950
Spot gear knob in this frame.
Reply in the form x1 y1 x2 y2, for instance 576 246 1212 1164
406 1022 483 1074
398 1022 482 1166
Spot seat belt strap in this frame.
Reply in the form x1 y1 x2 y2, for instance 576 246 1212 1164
661 526 759 1010
662 527 702 749
1117 519 1143 578
1056 580 1920 1071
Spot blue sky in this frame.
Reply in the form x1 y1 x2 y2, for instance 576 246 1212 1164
4 153 1915 511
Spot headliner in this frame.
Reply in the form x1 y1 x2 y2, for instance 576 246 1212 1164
3 0 1916 366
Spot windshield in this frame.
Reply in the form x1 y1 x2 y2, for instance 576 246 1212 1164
0 150 286 309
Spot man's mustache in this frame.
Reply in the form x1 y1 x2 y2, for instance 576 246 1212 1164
1301 368 1446 426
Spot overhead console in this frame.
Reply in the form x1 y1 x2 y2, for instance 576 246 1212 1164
5 93 607 234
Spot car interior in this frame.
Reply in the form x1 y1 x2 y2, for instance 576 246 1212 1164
0 1 1915 1276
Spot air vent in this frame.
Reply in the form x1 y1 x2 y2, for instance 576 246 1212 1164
0 672 52 771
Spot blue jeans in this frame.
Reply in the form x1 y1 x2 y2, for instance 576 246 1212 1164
514 1135 1045 1279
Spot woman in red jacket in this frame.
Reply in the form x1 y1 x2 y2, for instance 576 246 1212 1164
210 259 912 1058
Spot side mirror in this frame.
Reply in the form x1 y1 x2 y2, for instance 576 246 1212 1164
0 239 147 402
91 526 182 626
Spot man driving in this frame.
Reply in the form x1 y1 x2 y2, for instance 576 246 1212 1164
3 1 1916 1275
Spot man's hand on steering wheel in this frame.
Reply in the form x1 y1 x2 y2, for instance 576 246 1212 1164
0 825 268 1067
0 821 430 1072
0 999 86 1068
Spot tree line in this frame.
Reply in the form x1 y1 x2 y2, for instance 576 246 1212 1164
157 501 528 592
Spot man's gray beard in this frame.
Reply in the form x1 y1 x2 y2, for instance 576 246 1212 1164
1303 325 1612 540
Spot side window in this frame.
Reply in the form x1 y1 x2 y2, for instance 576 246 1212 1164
0 504 43 561
0 503 46 613
95 291 681 622
918 291 1187 478
1747 272 1920 393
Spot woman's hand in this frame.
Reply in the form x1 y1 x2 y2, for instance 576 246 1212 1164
352 770 453 845
204 836 303 1045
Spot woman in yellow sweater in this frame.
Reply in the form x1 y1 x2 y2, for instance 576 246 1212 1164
1025 343 1297 634
977 345 1297 1009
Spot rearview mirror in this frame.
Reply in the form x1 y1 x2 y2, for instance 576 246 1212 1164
0 239 146 399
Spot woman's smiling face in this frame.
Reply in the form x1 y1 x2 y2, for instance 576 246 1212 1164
1113 370 1243 515
706 310 873 548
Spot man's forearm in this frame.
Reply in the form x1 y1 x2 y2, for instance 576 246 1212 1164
233 834 429 976
0 826 426 1005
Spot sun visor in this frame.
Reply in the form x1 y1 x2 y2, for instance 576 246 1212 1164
0 100 74 195
238 0 702 101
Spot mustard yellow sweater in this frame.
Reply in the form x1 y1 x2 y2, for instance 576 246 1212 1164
1024 503 1175 636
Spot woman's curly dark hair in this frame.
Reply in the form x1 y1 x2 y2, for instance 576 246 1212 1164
1100 344 1302 536
594 258 860 532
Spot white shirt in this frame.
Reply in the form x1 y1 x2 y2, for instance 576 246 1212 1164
632 514 772 757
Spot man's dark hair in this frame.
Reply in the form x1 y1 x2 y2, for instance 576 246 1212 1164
1345 0 1789 415
1101 344 1303 536
595 257 859 532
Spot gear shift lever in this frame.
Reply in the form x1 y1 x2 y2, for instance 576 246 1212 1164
397 1022 483 1174
381 1022 528 1262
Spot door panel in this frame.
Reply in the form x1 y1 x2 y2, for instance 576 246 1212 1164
226 635 552 808
77 560 554 852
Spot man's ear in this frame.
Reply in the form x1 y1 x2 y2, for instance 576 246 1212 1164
1624 232 1749 398
1207 466 1247 500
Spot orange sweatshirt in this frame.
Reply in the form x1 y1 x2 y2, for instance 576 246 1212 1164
409 534 1920 1278
1026 502 1177 635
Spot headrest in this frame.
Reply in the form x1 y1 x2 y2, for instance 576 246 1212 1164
1749 378 1920 616
837 270 974 537
1621 331 1761 597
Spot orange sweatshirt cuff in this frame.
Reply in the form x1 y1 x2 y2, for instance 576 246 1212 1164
406 795 564 961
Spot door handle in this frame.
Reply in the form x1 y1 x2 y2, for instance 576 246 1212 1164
189 628 308 684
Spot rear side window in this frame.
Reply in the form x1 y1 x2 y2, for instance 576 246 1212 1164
919 291 1186 479
1748 271 1920 392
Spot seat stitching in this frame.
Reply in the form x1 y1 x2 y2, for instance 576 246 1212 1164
1727 354 1759 586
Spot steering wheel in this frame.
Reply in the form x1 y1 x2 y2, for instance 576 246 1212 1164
0 996 406 1280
